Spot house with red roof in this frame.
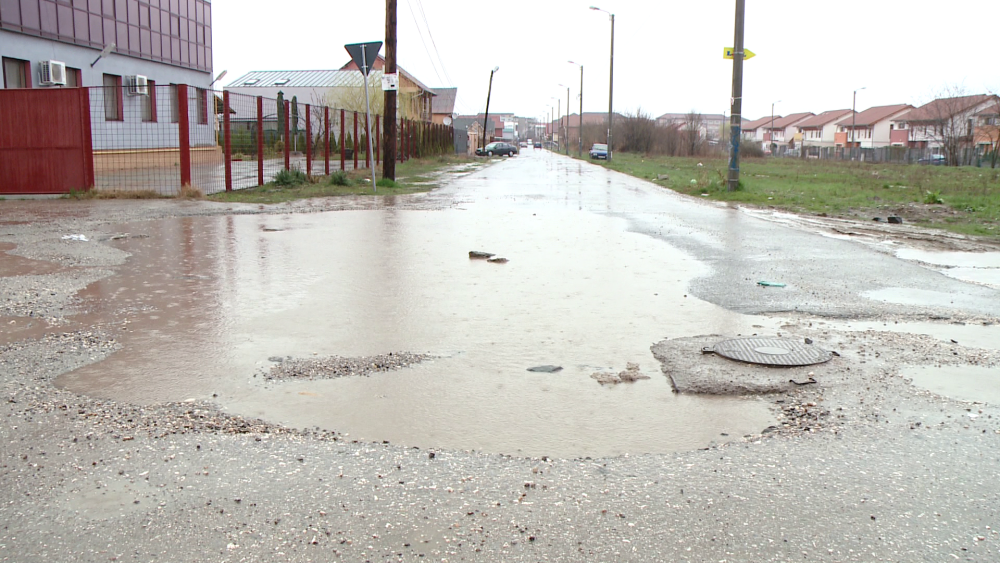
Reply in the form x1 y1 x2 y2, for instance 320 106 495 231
833 104 913 149
797 109 854 151
887 94 999 154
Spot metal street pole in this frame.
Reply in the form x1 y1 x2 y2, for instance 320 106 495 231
851 86 865 159
570 61 583 157
590 6 614 160
482 66 499 149
360 44 378 191
727 0 745 191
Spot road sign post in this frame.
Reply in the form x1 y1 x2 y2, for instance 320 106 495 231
345 41 383 192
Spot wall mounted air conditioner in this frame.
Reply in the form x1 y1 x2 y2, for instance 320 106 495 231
126 75 149 96
39 61 67 86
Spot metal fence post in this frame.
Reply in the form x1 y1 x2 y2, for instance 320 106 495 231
353 111 359 170
283 100 291 171
177 84 191 188
365 112 371 169
80 87 95 190
257 96 264 186
324 106 330 175
340 109 346 171
305 104 312 180
375 116 380 165
223 91 232 191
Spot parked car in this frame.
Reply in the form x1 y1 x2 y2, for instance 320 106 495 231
589 143 609 159
475 142 518 157
918 154 946 166
534 141 542 149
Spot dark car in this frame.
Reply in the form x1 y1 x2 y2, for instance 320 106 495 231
589 143 609 159
533 141 542 149
918 154 946 166
475 142 518 157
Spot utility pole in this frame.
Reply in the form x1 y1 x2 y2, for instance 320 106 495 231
578 65 583 157
565 85 570 155
383 0 397 180
727 0 745 192
482 67 498 149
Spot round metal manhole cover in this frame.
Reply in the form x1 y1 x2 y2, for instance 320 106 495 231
707 337 832 367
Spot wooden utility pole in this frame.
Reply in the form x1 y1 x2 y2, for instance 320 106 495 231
727 0 745 192
383 0 397 180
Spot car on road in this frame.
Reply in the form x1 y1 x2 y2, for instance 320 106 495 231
475 142 518 157
534 141 542 149
918 154 946 166
589 143 609 159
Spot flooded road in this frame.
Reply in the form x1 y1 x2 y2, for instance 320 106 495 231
53 152 788 457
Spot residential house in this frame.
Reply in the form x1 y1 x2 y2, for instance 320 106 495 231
888 95 999 156
834 104 912 148
1 0 215 150
797 109 854 151
741 116 777 145
762 112 814 153
655 112 727 141
431 87 457 125
556 112 620 148
973 105 1000 154
340 55 436 122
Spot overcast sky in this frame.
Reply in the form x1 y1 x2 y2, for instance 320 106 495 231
214 0 998 122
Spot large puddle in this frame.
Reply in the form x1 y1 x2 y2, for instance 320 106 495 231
55 200 779 458
895 248 1000 289
902 365 1000 404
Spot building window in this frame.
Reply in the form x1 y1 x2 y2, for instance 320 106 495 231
103 74 123 121
2 58 30 89
169 83 179 123
65 67 82 88
142 80 157 122
196 87 207 124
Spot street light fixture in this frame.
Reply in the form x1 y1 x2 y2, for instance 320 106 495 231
851 86 866 156
770 100 781 155
568 60 583 157
589 6 614 160
481 66 499 150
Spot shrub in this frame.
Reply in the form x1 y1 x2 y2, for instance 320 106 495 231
376 178 400 189
329 171 351 186
924 190 944 204
273 167 307 187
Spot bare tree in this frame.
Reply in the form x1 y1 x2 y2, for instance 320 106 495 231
683 111 704 156
909 85 994 166
617 108 657 153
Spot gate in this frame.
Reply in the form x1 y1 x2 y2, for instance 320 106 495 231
0 88 94 195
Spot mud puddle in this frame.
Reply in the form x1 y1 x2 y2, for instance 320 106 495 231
814 319 1000 351
0 242 68 276
55 205 783 458
902 365 1000 404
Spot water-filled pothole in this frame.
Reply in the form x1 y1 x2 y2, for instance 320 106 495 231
902 365 1000 404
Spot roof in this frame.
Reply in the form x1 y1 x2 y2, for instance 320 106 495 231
835 104 913 127
431 88 458 114
562 112 616 126
656 113 727 121
796 109 853 129
765 112 814 130
742 116 777 130
224 70 376 89
901 95 998 122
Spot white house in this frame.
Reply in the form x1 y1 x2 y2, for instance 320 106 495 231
889 94 999 150
797 109 853 150
834 104 913 149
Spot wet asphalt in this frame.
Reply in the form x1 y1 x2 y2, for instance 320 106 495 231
1 149 999 562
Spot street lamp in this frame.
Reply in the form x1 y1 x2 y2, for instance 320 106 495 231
589 6 614 160
481 66 499 150
568 60 583 157
770 100 780 155
551 96 560 151
851 86 866 156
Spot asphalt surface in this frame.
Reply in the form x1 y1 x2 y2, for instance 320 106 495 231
1 149 999 562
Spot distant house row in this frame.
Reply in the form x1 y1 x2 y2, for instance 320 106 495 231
733 94 1000 155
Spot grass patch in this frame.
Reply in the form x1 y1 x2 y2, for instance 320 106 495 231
209 154 480 204
63 188 167 200
585 153 1000 237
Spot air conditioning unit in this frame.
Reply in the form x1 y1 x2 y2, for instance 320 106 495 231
39 60 67 86
126 75 149 96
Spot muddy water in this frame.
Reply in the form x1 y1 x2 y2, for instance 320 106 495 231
55 156 787 458
0 242 67 277
902 365 1000 404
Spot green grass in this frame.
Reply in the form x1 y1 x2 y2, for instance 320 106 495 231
586 153 1000 237
209 154 479 204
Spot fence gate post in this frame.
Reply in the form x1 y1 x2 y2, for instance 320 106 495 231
80 88 95 189
257 97 264 186
223 91 232 191
324 107 330 175
365 113 371 169
375 116 380 166
353 111 359 170
177 84 191 189
305 104 312 180
283 100 291 171
340 109 346 171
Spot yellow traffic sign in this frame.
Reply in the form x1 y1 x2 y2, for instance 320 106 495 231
724 48 756 60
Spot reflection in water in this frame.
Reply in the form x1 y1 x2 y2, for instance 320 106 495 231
56 154 782 458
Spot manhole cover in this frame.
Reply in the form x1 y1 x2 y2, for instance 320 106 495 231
704 337 832 367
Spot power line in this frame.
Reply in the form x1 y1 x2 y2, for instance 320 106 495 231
413 0 455 87
404 0 445 86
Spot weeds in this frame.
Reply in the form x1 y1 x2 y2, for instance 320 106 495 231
924 190 944 204
178 184 205 199
376 178 400 189
273 167 308 187
329 171 351 186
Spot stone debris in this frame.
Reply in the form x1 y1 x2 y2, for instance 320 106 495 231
591 362 651 385
527 365 563 373
487 257 509 263
264 352 429 381
468 251 494 259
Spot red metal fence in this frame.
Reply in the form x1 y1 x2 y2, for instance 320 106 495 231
0 85 455 196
